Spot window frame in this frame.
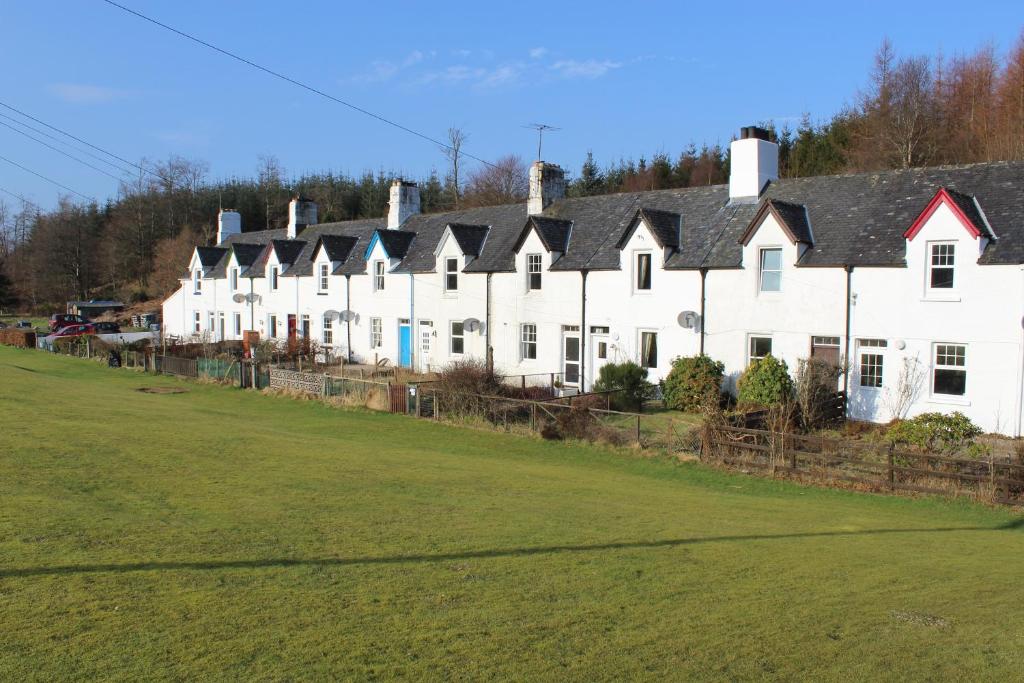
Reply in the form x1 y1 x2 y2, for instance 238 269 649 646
444 257 459 292
927 241 956 292
193 311 201 333
270 266 280 291
634 251 653 292
639 330 658 369
520 323 537 361
527 253 543 291
370 317 383 349
268 314 278 338
233 312 242 337
373 260 385 291
322 314 333 345
932 343 967 397
318 263 329 293
758 247 783 293
193 269 202 294
450 321 465 355
230 267 239 291
748 335 773 366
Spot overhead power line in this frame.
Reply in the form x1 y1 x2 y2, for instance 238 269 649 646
0 120 127 182
0 99 160 181
0 155 95 202
0 185 44 211
98 0 499 169
0 110 138 177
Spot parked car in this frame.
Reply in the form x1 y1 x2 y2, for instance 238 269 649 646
16 320 34 329
51 323 96 338
92 321 121 334
0 321 7 330
50 313 89 332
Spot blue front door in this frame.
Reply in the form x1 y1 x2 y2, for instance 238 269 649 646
399 324 412 368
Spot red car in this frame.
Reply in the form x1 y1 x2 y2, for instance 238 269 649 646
52 323 96 338
50 313 89 332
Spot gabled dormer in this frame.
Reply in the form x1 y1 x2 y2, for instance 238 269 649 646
435 224 490 294
188 246 227 294
513 216 572 258
738 199 812 295
903 187 995 300
364 229 416 292
255 239 304 292
617 208 681 263
312 235 358 294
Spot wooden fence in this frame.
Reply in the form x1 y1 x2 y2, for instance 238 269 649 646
155 355 198 378
703 423 1024 505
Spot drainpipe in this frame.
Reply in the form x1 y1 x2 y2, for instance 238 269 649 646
345 275 352 364
1015 266 1024 437
699 267 708 355
843 265 853 409
248 278 255 332
409 273 415 371
580 270 588 392
485 272 493 367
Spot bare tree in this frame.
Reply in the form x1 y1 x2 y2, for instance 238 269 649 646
257 155 286 230
442 127 468 209
462 155 529 207
884 355 927 421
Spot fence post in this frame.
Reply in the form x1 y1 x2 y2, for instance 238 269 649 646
531 402 537 432
415 387 421 418
636 414 641 446
989 456 996 499
887 443 895 490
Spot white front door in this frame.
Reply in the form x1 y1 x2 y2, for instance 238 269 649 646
418 320 433 371
562 332 581 388
589 334 610 387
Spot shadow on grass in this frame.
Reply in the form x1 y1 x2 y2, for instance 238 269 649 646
3 519 1020 579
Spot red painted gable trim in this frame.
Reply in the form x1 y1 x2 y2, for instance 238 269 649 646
903 188 982 240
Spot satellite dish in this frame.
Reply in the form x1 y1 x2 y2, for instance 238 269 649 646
246 293 262 304
232 293 246 303
462 317 481 333
677 311 700 329
895 339 906 350
324 309 341 320
339 310 356 322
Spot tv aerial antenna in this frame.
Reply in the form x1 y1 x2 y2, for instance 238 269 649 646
524 123 561 160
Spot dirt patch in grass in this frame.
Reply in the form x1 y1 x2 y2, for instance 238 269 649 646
135 387 188 394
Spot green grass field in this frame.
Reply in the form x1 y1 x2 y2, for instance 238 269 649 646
1 347 1022 681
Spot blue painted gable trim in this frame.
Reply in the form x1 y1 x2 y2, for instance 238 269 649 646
363 231 386 260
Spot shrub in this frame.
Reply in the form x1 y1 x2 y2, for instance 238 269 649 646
593 361 653 412
736 354 793 407
887 411 985 455
662 354 724 412
794 357 844 430
436 357 501 395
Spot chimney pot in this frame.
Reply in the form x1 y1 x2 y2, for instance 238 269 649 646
288 196 318 239
729 125 779 200
387 179 420 229
528 161 566 215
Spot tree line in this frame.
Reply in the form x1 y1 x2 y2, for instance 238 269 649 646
1 32 1022 312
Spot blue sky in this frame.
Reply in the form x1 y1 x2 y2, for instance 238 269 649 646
1 0 1022 210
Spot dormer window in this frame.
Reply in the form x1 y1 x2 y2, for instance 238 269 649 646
759 248 782 292
634 252 652 292
270 266 279 291
318 263 329 293
527 254 542 290
230 267 239 291
445 257 459 292
193 270 202 294
374 260 385 291
928 242 955 290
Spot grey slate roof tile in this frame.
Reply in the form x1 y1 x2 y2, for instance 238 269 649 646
446 223 491 258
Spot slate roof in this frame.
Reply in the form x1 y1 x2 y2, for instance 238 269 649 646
944 187 995 239
196 246 227 268
314 234 360 267
617 208 681 249
188 160 1024 280
445 224 491 258
739 199 813 246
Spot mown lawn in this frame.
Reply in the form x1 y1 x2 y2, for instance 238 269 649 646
0 347 1022 681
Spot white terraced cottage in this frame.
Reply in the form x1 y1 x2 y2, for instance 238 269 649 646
163 126 1024 435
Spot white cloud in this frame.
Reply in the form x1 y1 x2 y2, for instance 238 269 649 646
47 83 129 104
550 59 622 79
529 47 548 59
349 51 432 83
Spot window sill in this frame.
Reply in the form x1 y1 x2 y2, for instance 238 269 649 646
927 395 971 407
316 292 328 296
921 294 961 303
632 290 653 296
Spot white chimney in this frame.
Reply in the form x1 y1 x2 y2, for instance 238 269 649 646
287 195 318 239
729 126 779 201
387 180 420 229
528 161 565 215
217 210 241 244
